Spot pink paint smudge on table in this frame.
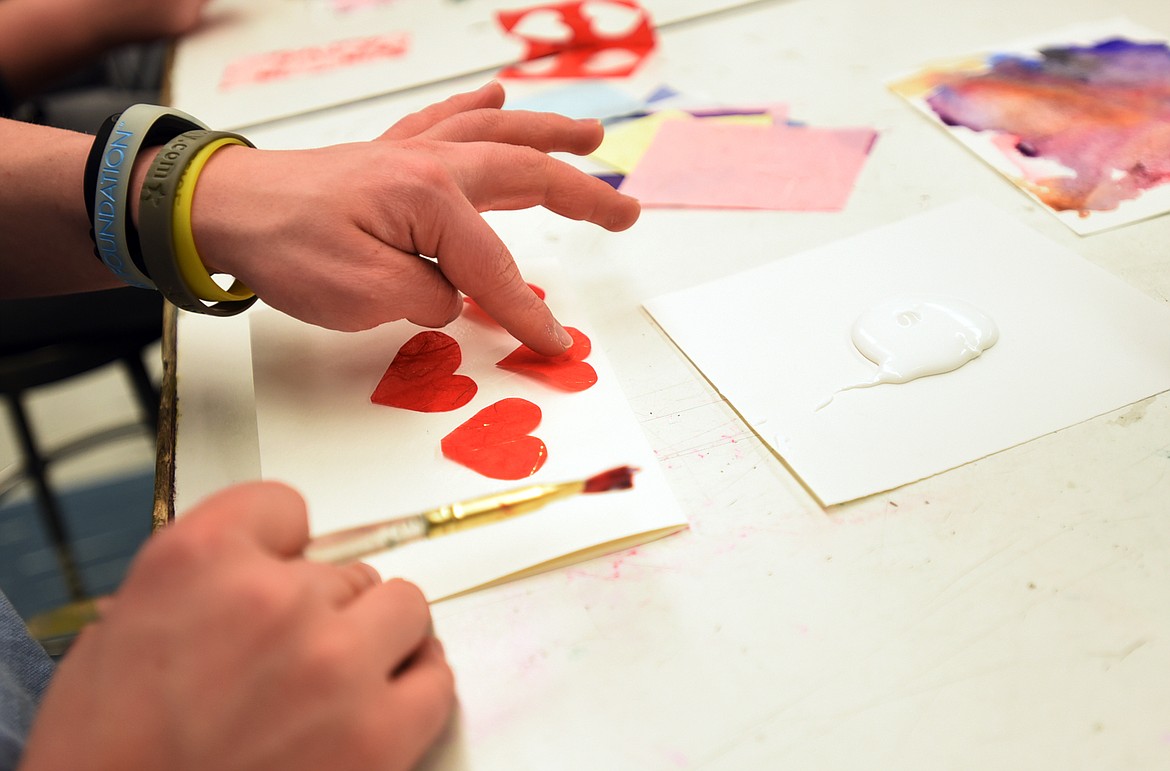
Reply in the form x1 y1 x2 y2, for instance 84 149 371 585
922 38 1170 215
331 0 397 12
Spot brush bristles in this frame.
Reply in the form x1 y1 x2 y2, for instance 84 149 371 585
582 465 639 494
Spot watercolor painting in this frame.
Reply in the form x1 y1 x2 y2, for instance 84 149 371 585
891 20 1170 234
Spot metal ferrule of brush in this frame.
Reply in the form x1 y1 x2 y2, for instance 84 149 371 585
424 480 586 537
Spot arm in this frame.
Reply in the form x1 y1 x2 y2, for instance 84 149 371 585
1 82 639 354
0 0 210 100
0 118 123 294
19 481 455 771
184 81 639 353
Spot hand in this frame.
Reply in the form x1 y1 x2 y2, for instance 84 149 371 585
20 482 454 771
0 0 211 99
49 0 211 45
186 81 641 355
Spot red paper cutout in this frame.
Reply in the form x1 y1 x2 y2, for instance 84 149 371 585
496 0 655 79
496 327 597 391
441 398 548 480
370 331 476 412
462 284 546 327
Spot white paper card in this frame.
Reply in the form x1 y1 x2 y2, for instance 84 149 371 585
644 199 1170 505
251 260 686 601
170 0 772 130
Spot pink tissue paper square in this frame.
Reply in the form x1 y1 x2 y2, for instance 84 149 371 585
619 121 877 210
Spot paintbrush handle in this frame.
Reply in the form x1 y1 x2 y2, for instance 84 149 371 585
303 514 429 564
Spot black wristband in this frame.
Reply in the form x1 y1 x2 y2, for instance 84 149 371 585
84 108 207 284
83 114 119 262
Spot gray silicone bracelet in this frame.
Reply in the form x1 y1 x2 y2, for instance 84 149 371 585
92 104 208 288
137 129 257 316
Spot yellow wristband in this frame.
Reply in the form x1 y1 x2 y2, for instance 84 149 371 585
172 136 254 302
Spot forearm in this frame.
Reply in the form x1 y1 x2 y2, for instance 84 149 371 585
0 117 123 296
0 0 107 100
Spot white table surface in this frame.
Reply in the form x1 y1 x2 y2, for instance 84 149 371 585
172 0 1170 768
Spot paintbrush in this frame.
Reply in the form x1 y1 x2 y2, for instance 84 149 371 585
26 466 638 653
303 464 639 564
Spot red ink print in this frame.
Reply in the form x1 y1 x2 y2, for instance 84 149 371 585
219 33 410 90
441 398 547 480
496 0 655 79
331 0 397 12
496 327 597 391
370 331 476 412
462 284 546 327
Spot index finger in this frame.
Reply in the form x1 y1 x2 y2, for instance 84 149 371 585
179 480 311 558
379 81 506 141
419 195 571 355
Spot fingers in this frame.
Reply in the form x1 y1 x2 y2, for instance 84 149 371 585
181 480 311 558
346 578 435 666
380 81 506 141
417 109 606 156
412 194 570 354
346 235 464 330
381 637 456 763
449 144 641 231
295 560 381 606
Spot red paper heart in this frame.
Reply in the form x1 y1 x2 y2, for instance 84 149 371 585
496 326 597 391
462 284 546 327
441 398 548 480
370 331 477 412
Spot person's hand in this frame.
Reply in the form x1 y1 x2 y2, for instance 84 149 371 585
0 0 210 99
48 0 211 46
20 482 454 771
185 81 641 355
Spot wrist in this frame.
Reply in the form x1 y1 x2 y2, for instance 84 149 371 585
186 143 252 277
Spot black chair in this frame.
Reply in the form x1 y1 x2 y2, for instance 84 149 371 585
0 288 163 601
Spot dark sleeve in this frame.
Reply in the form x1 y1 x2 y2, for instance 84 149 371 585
0 71 13 118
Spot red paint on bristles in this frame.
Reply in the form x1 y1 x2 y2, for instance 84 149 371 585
583 465 639 494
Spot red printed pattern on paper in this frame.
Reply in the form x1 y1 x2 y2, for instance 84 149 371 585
496 0 655 79
220 33 410 90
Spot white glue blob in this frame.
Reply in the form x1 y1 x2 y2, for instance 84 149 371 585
818 295 998 409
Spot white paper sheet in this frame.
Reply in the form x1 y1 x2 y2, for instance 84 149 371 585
169 0 774 130
251 259 686 601
643 199 1170 505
